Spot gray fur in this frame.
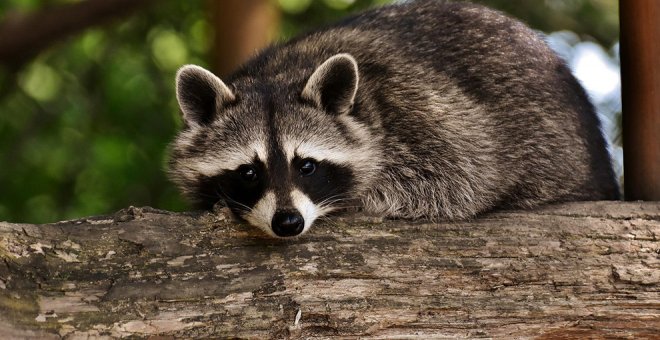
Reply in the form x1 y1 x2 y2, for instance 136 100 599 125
168 0 619 232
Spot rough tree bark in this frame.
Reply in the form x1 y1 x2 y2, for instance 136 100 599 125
0 202 658 339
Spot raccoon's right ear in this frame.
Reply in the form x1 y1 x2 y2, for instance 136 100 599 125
302 53 359 115
175 65 235 127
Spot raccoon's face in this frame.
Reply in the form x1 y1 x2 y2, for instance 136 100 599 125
169 54 377 238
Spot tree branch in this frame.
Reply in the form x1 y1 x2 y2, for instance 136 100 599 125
0 202 659 338
0 0 155 69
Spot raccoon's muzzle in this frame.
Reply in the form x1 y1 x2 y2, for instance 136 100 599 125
271 209 305 237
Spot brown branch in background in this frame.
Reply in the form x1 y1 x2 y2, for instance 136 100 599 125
0 0 156 69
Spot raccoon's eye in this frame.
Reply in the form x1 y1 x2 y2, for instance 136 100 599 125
238 165 258 182
299 159 317 177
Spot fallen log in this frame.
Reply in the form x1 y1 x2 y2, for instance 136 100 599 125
0 201 658 338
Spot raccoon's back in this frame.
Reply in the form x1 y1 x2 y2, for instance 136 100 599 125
232 0 620 211
334 2 616 200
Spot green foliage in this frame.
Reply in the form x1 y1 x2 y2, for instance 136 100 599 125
0 0 619 223
474 0 619 47
278 0 394 39
0 1 208 223
0 0 393 223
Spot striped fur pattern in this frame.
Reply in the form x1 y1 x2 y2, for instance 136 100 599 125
168 0 619 237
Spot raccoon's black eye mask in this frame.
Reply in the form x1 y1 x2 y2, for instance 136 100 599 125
235 158 318 183
237 164 258 182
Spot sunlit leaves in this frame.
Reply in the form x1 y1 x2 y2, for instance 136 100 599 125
323 0 357 10
189 20 212 55
19 63 62 101
80 30 106 61
150 30 189 71
278 0 313 14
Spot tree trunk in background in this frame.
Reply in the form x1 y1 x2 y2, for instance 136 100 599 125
1 202 659 338
620 0 660 200
208 0 280 78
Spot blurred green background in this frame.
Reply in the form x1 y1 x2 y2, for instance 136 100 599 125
0 0 620 223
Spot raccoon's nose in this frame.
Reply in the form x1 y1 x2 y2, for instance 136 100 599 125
271 210 305 237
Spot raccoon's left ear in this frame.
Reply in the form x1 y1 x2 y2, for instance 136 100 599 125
302 53 359 115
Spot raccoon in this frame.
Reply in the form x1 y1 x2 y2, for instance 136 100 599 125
168 0 619 238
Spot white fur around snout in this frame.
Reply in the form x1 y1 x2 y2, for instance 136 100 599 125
291 189 318 235
243 191 277 237
243 190 318 238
